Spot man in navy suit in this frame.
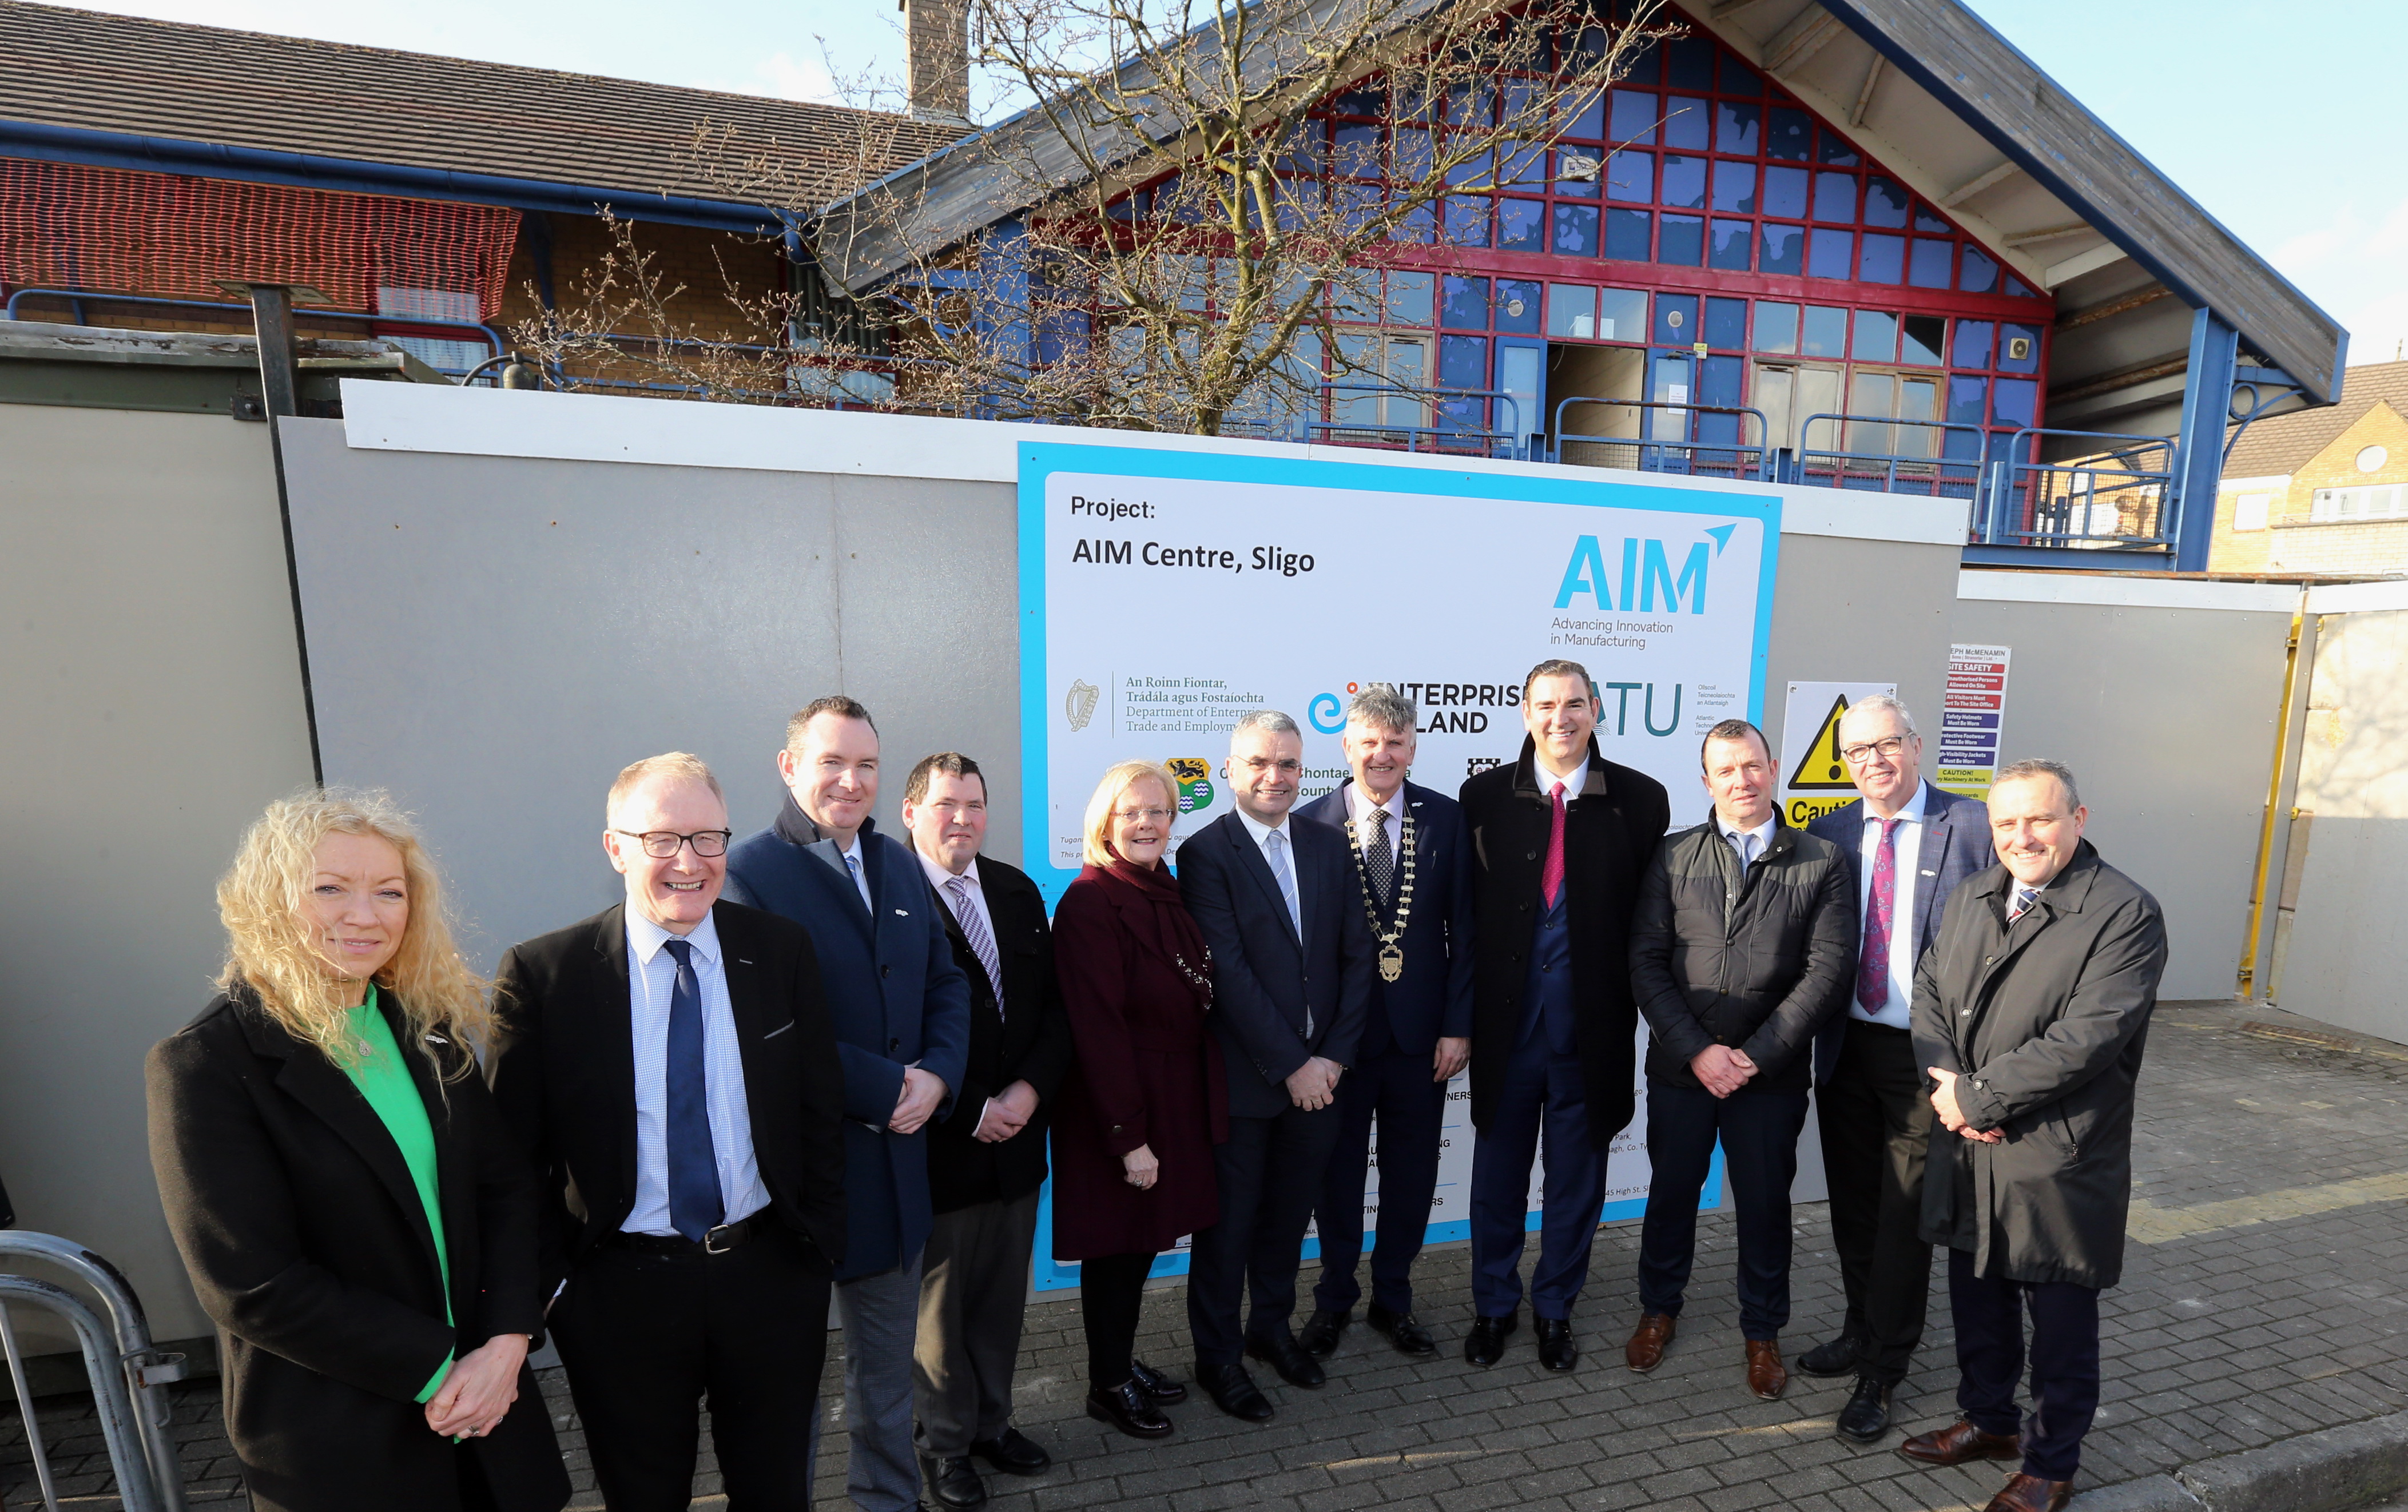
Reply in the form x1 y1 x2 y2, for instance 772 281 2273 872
1291 688 1474 1360
724 696 972 1512
1797 694 1990 1443
1175 709 1376 1423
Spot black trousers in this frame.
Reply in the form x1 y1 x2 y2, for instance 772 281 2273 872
1636 1080 1809 1341
1312 1045 1448 1316
1817 1020 1937 1383
549 1229 832 1512
1186 1102 1342 1366
1079 1252 1155 1389
1949 1247 2101 1481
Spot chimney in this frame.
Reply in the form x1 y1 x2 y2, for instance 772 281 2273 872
903 0 972 125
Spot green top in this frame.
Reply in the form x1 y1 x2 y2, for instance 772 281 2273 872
339 985 454 1404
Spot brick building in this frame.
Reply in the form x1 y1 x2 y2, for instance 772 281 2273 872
0 0 959 379
2212 361 2408 576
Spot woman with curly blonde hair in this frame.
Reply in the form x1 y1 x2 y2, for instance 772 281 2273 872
146 790 568 1512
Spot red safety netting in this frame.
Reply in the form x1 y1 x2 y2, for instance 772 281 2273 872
0 157 520 319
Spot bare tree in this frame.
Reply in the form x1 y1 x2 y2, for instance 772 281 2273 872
519 0 1675 434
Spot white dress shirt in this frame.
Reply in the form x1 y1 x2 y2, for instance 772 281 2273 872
1344 781 1407 872
920 848 1009 1133
1716 812 1777 866
1850 782 1929 1029
622 908 769 1235
1535 752 1587 797
837 833 873 911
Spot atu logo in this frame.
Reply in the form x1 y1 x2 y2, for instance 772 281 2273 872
1064 679 1100 731
1553 524 1738 614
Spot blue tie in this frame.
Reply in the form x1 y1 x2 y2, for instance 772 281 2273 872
661 937 724 1242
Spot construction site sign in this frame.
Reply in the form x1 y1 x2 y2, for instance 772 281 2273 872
1779 681 1896 826
1937 643 2012 797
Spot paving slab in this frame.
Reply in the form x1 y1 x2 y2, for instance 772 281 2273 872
9 1001 2408 1510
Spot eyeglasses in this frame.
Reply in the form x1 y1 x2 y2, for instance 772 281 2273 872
1113 807 1174 824
614 829 733 858
1839 736 1909 765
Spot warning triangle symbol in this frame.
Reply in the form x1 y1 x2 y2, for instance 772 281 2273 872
1786 694 1859 791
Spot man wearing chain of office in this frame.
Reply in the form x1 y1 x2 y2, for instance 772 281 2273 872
1292 687 1479 1360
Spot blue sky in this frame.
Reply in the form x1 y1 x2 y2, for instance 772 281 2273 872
54 0 2408 364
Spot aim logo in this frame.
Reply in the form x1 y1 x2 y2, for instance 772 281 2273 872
1552 524 1738 614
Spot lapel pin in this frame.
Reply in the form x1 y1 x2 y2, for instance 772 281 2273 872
737 958 754 965
895 908 912 917
424 1033 449 1045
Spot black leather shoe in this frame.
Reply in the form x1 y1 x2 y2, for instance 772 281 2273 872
1464 1311 1517 1367
1795 1330 1864 1378
1835 1375 1894 1443
1366 1304 1437 1357
1535 1317 1579 1372
969 1427 1051 1475
1245 1332 1327 1388
919 1454 987 1509
1197 1362 1275 1422
1085 1380 1173 1439
1297 1307 1350 1359
1127 1358 1185 1406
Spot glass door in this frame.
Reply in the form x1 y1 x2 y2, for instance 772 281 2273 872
1495 337 1545 458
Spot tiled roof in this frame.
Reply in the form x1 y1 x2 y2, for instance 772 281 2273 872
0 0 964 208
2226 361 2408 480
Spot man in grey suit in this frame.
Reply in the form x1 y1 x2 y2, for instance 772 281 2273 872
1798 695 1989 1441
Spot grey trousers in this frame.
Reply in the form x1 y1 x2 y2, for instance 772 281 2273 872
806 1255 923 1512
912 1191 1040 1457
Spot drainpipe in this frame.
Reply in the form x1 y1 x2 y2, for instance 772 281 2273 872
241 282 326 784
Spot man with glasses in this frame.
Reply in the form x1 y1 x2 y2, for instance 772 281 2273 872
1175 710 1375 1422
725 699 971 1512
1797 695 1990 1442
491 752 848 1511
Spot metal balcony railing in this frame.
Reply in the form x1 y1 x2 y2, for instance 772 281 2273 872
1549 397 1773 483
1796 414 1989 500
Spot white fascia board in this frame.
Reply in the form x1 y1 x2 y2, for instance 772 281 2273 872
2219 475 2293 493
2304 579 2408 614
339 379 1966 546
1959 569 2302 614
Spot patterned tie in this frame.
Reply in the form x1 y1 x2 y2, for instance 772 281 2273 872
945 874 1005 1018
661 938 724 1243
1365 806 1394 905
1540 783 1567 908
1855 818 1899 1012
2008 884 2040 921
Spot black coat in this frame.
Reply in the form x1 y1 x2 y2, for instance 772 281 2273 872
1459 738 1670 1145
1628 817 1857 1093
920 853 1076 1213
145 990 570 1512
487 901 848 1292
1174 810 1376 1119
1912 841 2167 1288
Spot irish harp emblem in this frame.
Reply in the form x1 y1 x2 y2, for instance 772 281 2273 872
1064 679 1100 732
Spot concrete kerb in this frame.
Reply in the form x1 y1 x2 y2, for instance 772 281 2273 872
2067 1410 2408 1512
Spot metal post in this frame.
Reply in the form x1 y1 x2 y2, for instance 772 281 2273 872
2171 305 2240 572
245 283 324 785
1 1231 190 1511
0 1278 166 1512
1 1301 63 1512
975 217 1033 421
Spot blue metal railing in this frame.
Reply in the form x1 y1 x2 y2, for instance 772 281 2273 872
1977 428 2177 549
1549 397 1773 483
1298 384 1529 459
1796 414 1989 499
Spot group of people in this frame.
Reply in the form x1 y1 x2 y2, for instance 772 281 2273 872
144 659 2165 1512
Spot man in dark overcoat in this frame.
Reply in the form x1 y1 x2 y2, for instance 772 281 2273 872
1898 759 2167 1512
1457 659 1669 1371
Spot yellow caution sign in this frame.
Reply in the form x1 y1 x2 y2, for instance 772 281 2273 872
1784 692 1859 791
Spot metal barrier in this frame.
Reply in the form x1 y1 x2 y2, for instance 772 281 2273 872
1549 397 1771 483
1304 384 1528 459
1796 414 1988 498
1978 428 2177 549
1 1231 189 1512
2 287 505 375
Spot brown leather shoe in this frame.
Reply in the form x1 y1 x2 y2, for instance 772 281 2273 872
1743 1338 1787 1399
1984 1473 2071 1512
1624 1313 1676 1373
1898 1418 2023 1466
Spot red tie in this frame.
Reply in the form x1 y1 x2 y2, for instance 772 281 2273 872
1541 782 1567 908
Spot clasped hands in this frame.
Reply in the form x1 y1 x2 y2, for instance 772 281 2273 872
972 1080 1040 1143
1926 1066 2003 1143
889 1065 949 1134
1689 1043 1757 1099
423 1331 529 1440
1286 1056 1344 1112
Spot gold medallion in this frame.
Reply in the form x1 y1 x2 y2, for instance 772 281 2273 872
1378 944 1405 983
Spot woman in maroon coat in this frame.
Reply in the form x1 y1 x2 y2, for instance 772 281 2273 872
1051 759 1224 1439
